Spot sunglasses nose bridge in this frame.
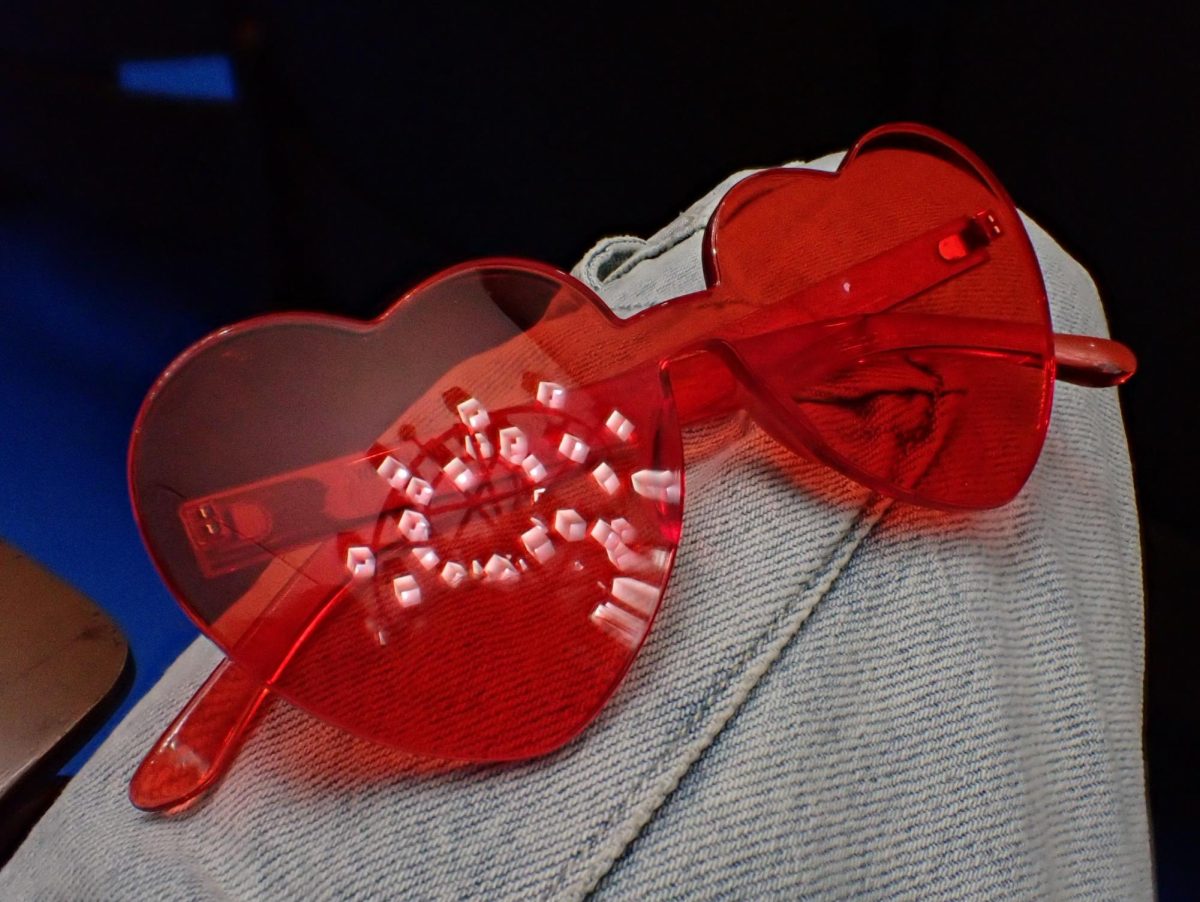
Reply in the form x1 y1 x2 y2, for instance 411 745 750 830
662 330 871 480
663 341 748 425
662 337 806 426
665 342 847 492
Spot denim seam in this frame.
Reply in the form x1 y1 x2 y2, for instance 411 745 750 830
547 494 893 900
603 220 710 290
581 237 647 290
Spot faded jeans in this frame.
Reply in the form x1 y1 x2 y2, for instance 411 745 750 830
0 154 1152 900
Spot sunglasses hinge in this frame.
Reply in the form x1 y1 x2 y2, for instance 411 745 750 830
938 209 1002 261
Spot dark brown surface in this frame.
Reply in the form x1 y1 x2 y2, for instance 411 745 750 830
0 540 129 836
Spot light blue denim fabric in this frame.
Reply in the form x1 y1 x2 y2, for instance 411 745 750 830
0 155 1151 900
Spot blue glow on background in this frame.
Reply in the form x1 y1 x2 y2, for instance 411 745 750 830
0 210 215 772
118 54 237 102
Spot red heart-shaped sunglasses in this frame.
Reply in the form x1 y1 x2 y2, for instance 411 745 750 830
127 124 1135 811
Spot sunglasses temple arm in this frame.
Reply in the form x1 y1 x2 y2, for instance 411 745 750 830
764 313 1137 391
1053 334 1137 387
128 657 271 812
177 323 1137 574
130 543 346 812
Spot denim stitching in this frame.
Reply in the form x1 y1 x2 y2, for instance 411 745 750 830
603 220 710 289
594 240 645 286
547 495 891 899
565 498 889 898
581 237 646 290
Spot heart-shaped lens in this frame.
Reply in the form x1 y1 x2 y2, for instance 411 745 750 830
706 127 1053 508
131 262 684 759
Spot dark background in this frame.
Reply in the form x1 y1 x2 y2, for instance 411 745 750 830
1 2 1195 894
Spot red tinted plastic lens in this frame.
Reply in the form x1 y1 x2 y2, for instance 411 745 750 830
705 129 1052 507
131 264 684 759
